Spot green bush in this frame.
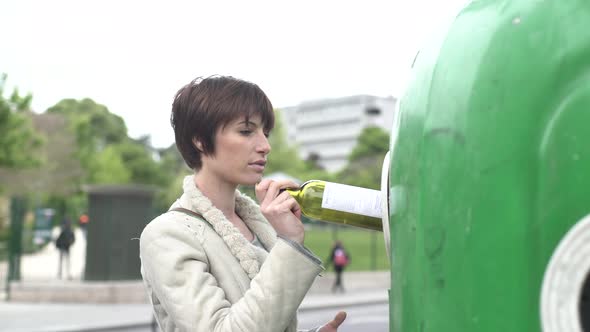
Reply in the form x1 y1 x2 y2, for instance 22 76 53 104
304 225 390 271
0 227 9 242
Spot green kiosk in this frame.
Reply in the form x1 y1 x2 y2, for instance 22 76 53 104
384 0 590 330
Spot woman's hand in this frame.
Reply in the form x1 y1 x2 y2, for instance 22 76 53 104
319 311 347 331
255 179 304 244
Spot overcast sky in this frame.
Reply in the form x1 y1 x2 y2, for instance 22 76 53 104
1 0 468 148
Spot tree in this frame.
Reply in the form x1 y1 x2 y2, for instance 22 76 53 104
47 98 128 175
157 143 187 175
112 139 168 186
152 143 189 212
264 109 305 176
348 126 390 162
0 113 83 194
158 172 185 213
89 146 131 184
266 109 331 180
42 98 155 219
338 126 390 189
47 98 133 181
47 98 127 146
0 112 85 226
0 74 42 169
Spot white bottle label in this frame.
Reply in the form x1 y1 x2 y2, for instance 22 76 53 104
322 182 382 218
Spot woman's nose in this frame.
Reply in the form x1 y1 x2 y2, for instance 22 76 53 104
257 133 271 154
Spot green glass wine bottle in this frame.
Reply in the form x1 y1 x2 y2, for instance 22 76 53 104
284 180 383 231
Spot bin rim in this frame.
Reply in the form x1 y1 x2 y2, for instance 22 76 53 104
82 184 158 196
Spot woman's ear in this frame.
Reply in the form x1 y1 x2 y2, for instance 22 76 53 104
192 138 203 152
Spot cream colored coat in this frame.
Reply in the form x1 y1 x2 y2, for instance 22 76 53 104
140 176 324 332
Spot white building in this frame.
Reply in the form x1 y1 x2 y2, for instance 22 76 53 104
280 95 397 172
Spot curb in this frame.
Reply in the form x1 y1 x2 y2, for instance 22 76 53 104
21 320 155 332
299 290 389 312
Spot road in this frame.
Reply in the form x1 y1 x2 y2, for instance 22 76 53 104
299 303 389 332
103 302 389 332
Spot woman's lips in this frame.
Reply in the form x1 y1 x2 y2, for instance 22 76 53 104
249 162 266 172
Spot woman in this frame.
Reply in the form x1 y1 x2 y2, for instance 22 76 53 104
139 75 346 331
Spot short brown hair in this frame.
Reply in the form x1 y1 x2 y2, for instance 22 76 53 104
171 76 275 170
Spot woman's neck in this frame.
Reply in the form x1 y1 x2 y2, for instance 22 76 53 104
193 172 238 218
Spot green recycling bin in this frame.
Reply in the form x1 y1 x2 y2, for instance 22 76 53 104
386 0 590 331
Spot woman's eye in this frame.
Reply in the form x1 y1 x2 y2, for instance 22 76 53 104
240 130 252 135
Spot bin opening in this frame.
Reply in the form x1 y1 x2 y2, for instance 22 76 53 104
581 271 590 331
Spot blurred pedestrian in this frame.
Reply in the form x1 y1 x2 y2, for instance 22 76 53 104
328 240 350 293
139 75 346 331
56 218 75 280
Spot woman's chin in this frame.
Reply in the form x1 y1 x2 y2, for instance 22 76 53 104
241 175 263 186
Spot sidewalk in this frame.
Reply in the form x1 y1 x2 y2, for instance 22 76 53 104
0 227 390 331
0 226 86 286
0 273 389 332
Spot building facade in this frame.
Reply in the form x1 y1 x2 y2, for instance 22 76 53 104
281 95 397 172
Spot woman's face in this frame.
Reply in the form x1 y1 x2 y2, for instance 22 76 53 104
199 114 271 186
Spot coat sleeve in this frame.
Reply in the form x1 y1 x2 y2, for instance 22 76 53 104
140 219 322 332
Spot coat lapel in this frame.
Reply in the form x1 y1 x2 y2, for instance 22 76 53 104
180 175 277 279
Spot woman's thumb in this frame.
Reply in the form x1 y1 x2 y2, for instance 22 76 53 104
327 311 347 329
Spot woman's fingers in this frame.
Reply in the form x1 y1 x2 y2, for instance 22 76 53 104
330 311 347 327
280 180 300 190
319 311 347 332
261 181 283 207
255 179 274 203
256 179 300 206
256 182 305 244
277 194 302 219
261 191 297 216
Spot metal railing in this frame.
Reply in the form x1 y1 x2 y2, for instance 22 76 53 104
0 242 7 301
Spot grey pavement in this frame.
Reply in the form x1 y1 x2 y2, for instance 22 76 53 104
0 272 389 332
0 227 390 331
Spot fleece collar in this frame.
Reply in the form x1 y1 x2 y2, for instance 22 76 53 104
179 175 277 279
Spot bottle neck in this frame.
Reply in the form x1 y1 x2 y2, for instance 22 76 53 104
283 180 318 200
284 187 302 200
